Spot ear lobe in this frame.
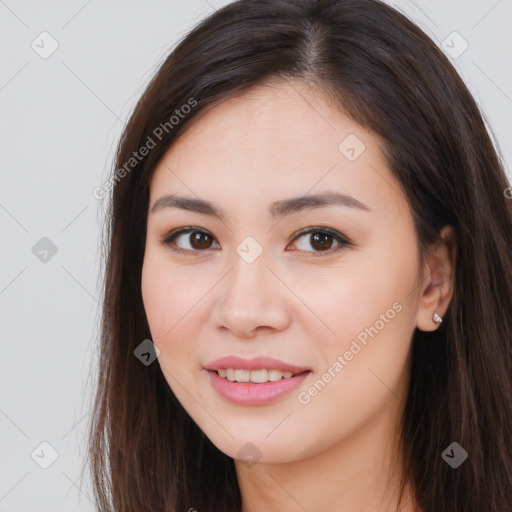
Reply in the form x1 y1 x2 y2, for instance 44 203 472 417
415 225 456 332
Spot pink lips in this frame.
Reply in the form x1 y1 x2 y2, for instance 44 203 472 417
204 355 311 405
204 355 310 374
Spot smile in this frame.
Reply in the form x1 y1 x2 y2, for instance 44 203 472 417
206 369 311 405
216 368 302 383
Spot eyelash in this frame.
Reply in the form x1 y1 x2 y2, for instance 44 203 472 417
158 226 352 257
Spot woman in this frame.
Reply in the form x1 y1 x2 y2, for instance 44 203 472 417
86 0 512 511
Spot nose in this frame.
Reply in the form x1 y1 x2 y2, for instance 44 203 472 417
211 253 292 339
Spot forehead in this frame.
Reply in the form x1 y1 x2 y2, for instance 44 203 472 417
157 81 359 166
149 80 406 219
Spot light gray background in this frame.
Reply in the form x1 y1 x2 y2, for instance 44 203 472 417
1 1 511 511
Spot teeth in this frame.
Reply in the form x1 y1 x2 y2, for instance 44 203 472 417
235 369 250 382
217 368 296 382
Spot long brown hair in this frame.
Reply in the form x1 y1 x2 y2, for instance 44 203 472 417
85 1 512 510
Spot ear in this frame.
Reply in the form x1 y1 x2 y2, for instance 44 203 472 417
415 225 456 332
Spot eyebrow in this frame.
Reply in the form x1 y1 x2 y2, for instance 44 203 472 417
150 190 371 220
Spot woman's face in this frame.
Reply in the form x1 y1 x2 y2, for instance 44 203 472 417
141 80 429 464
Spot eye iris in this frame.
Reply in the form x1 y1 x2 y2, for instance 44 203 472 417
311 232 333 251
190 232 212 249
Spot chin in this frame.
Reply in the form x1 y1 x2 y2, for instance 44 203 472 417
205 432 303 466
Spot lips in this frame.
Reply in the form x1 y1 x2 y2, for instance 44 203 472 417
203 355 311 374
206 367 311 405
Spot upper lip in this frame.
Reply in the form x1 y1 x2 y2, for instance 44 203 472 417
204 356 310 374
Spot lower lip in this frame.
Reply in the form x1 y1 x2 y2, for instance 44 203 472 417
206 370 311 405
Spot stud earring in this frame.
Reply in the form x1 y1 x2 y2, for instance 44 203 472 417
433 311 443 325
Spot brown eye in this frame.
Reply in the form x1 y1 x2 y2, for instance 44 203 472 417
161 228 220 253
290 227 351 255
309 232 334 251
188 231 213 250
161 226 351 256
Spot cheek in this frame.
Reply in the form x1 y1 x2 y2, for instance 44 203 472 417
297 238 419 389
140 257 197 407
295 261 412 352
141 252 212 368
292 274 414 447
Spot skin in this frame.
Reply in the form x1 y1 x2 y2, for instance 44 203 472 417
141 79 456 512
